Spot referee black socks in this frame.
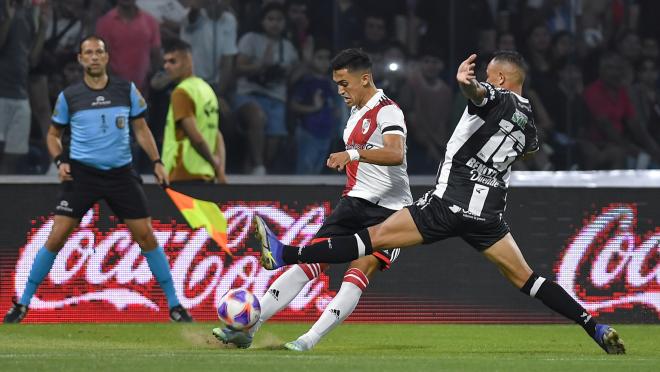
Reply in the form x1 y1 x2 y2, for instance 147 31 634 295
521 273 597 338
283 229 373 264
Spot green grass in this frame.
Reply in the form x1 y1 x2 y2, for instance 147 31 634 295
0 323 657 371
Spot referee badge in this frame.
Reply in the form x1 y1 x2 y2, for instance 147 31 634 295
115 116 127 129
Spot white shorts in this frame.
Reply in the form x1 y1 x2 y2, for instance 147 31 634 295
0 97 30 154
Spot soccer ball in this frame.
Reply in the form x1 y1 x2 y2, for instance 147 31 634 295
217 288 261 330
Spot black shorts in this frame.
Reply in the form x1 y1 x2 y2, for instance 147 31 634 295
315 196 400 270
406 190 510 251
54 160 150 220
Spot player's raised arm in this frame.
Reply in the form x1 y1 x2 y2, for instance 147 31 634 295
456 54 487 105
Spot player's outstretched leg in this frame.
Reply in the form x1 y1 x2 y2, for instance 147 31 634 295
285 265 371 352
127 218 193 322
484 233 625 354
214 263 326 348
254 215 374 269
4 216 78 324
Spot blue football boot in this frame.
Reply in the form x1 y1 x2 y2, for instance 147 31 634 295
593 324 625 354
253 215 285 270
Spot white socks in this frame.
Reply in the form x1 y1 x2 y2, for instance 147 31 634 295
298 268 369 349
252 264 322 336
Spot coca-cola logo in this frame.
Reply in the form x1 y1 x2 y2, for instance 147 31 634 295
557 204 660 317
13 202 335 319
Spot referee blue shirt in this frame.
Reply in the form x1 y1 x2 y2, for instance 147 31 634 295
51 77 147 170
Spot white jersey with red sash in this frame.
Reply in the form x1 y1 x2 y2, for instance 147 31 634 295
342 89 412 210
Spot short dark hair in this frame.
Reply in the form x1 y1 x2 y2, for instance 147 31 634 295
330 48 372 72
79 35 108 53
492 50 529 74
163 38 192 54
260 2 286 21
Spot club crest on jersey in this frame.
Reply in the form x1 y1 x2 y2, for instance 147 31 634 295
361 119 371 134
115 116 126 129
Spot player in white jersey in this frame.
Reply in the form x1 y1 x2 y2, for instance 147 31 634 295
214 48 412 350
253 51 625 354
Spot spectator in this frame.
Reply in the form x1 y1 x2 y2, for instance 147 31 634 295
136 0 188 43
549 30 577 67
31 0 86 158
96 0 161 96
289 43 337 174
543 61 605 169
0 0 47 174
497 32 517 51
180 0 238 97
583 52 660 169
286 0 314 62
399 45 452 174
629 58 660 159
360 12 388 55
234 2 298 175
640 37 659 62
333 0 362 52
523 24 552 90
374 42 407 103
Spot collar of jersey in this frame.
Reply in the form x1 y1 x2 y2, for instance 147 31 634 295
361 89 384 110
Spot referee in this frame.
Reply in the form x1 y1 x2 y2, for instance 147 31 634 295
4 36 192 323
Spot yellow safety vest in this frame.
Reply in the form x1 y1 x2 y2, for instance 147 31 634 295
162 76 219 179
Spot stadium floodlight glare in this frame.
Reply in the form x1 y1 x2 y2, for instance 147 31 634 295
388 62 399 71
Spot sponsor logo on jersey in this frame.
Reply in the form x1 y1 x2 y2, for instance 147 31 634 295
512 109 528 129
91 96 111 107
55 200 72 213
346 143 374 150
448 204 486 221
465 157 503 188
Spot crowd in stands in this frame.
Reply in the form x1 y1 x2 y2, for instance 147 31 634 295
1 0 659 176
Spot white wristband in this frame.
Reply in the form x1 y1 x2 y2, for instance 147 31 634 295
346 149 360 162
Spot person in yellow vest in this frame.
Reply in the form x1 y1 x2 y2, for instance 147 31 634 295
162 38 227 183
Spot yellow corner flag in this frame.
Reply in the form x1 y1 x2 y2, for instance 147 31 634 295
165 188 230 255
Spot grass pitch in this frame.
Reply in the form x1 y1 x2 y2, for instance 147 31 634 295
0 323 657 371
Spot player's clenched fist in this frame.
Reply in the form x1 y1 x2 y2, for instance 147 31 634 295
327 151 352 172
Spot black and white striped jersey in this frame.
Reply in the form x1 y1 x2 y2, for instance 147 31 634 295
432 82 538 218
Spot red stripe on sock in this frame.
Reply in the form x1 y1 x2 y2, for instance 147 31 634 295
299 264 317 280
343 268 369 290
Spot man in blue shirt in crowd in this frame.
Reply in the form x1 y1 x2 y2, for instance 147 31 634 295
4 35 193 323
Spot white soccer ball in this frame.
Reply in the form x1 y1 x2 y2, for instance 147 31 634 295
217 288 261 330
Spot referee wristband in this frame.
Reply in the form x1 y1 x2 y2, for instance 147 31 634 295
346 149 360 162
54 154 67 168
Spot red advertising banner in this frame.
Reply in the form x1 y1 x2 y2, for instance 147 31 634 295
0 184 658 324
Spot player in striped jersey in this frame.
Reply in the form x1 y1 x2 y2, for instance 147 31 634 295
253 51 625 354
215 48 412 350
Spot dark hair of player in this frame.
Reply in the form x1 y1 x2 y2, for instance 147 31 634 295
330 48 372 72
163 38 192 54
78 35 108 53
491 50 528 76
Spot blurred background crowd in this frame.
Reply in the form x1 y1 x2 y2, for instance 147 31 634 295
1 0 659 176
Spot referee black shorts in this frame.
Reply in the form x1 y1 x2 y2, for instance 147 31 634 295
54 160 150 220
406 190 510 252
315 196 401 270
